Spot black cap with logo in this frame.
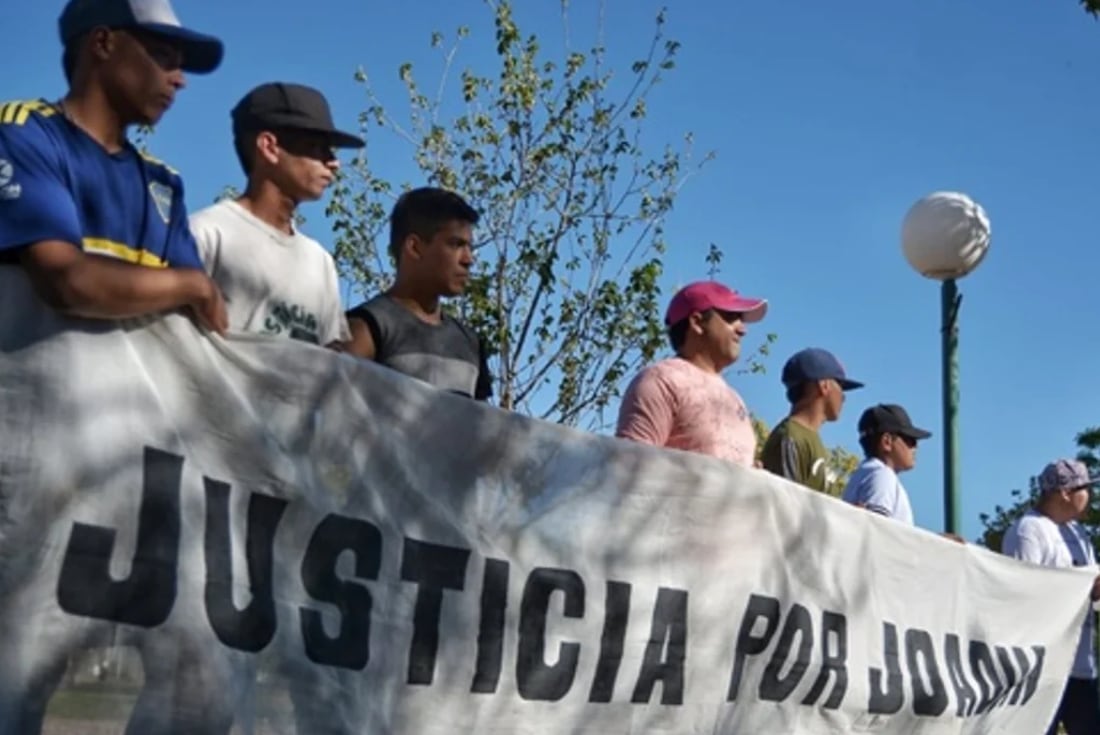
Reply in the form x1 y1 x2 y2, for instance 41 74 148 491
857 404 932 441
231 82 364 148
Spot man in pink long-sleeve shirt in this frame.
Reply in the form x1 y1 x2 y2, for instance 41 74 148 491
615 280 767 467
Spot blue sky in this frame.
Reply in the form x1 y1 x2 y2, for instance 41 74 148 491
9 1 1100 540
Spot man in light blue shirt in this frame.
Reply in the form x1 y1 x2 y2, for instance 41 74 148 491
841 404 931 526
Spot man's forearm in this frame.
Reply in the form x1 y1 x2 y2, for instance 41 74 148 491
22 244 204 320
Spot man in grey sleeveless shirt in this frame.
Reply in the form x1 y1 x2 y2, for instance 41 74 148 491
345 187 492 400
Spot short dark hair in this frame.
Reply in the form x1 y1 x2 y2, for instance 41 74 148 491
667 320 689 353
786 382 810 405
233 130 258 176
667 309 715 354
62 40 82 85
859 433 882 459
389 187 479 264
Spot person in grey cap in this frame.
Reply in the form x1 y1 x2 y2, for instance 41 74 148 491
190 82 363 347
841 404 931 525
1003 458 1100 735
0 0 226 332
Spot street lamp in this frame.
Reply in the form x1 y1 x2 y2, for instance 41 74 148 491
901 192 991 535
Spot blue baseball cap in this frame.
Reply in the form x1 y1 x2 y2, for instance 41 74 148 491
781 348 864 392
59 0 224 74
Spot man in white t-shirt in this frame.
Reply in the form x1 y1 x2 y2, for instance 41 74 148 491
841 403 931 525
615 280 767 468
190 82 360 347
1003 458 1100 735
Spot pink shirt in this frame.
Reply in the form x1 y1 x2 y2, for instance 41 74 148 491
615 357 756 467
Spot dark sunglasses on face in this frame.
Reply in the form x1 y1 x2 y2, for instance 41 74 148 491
275 131 337 162
892 433 918 448
713 310 744 325
121 28 185 72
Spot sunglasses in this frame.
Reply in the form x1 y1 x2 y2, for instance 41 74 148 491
891 433 918 448
273 130 337 162
120 28 185 72
708 309 744 324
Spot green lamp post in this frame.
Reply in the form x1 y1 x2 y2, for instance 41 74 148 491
901 192 991 535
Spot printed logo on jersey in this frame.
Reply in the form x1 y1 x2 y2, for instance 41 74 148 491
0 158 20 200
149 182 173 224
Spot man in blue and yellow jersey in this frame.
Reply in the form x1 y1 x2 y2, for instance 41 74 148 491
0 0 226 332
0 2 228 733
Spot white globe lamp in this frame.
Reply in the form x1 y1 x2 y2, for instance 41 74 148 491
901 191 990 281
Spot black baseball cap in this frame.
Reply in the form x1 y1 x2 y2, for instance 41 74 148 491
858 404 932 441
231 83 364 149
59 0 224 74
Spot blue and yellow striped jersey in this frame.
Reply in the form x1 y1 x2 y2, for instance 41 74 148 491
0 99 201 269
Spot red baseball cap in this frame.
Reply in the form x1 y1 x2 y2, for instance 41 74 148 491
664 281 767 326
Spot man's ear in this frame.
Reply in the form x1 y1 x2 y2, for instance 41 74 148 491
89 28 115 64
402 234 425 263
687 311 706 335
254 131 280 167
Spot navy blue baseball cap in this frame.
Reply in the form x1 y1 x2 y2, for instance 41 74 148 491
59 0 224 74
781 348 864 393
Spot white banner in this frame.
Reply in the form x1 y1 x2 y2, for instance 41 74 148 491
0 269 1091 735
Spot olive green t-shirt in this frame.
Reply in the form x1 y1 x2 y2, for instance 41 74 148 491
761 417 830 494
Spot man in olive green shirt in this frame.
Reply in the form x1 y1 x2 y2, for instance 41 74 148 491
762 348 863 494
